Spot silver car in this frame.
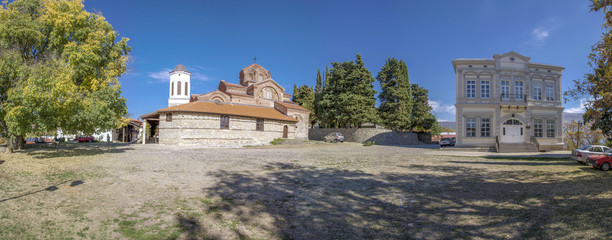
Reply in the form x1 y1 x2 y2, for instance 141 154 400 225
571 145 610 164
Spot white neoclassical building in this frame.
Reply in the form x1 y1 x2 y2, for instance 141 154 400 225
453 52 564 152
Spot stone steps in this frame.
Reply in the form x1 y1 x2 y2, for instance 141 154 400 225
498 143 538 153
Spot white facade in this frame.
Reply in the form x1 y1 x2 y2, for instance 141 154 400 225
168 64 191 107
453 52 564 150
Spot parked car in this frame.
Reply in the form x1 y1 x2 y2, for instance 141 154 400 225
440 137 454 147
586 150 612 171
570 145 610 164
74 136 94 143
324 132 344 143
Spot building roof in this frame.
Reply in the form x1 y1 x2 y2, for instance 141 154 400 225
241 63 265 71
173 64 187 71
220 80 247 88
155 101 298 122
277 101 311 112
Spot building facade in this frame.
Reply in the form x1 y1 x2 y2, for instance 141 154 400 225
453 52 564 151
141 63 310 146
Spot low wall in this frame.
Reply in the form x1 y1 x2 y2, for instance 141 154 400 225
309 128 420 145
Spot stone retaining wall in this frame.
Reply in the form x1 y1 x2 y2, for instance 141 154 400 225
309 128 421 145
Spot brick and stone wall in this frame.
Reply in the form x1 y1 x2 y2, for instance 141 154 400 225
158 112 297 147
309 128 421 145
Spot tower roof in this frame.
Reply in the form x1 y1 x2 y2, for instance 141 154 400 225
171 64 189 73
241 63 265 71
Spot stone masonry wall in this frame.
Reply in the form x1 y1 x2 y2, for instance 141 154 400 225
159 112 297 146
309 128 420 145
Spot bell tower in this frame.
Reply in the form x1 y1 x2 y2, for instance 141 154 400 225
168 64 191 107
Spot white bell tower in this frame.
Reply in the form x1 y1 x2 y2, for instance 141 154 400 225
168 64 191 107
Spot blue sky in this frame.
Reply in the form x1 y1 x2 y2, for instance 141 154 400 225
85 0 603 122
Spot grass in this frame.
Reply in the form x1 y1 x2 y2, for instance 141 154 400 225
270 138 285 145
363 140 375 146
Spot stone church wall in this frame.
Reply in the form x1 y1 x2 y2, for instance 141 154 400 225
309 128 420 145
158 112 297 147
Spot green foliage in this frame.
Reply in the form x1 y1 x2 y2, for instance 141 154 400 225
410 84 436 131
293 84 316 125
0 0 130 151
563 120 605 150
564 1 612 137
318 54 379 128
377 58 413 131
363 140 375 146
270 138 285 145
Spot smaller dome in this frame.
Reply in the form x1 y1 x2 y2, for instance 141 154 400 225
171 64 189 73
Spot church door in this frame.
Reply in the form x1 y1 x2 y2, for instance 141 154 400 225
283 125 288 138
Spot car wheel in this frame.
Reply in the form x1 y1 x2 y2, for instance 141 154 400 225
88 139 93 143
601 162 610 171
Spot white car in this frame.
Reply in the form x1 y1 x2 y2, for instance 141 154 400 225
571 145 610 164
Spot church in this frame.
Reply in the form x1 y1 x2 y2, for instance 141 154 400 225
140 63 310 146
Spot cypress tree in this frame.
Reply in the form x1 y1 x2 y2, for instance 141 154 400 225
377 58 413 131
291 83 297 102
410 84 436 131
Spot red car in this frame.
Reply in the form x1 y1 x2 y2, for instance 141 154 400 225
586 150 612 171
74 136 94 143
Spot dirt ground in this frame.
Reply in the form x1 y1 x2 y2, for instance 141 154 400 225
0 142 610 239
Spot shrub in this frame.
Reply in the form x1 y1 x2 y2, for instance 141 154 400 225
363 141 375 146
270 138 285 145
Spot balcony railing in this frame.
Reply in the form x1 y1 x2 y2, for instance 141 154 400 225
500 94 527 103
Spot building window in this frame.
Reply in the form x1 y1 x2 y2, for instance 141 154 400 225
177 81 182 95
501 81 510 99
166 113 172 122
534 119 543 137
480 118 490 137
466 80 475 98
545 84 554 101
185 82 189 96
514 81 523 98
220 115 229 129
171 82 174 96
480 81 490 98
259 75 263 82
547 120 555 138
533 84 542 100
256 118 264 131
264 88 272 99
466 118 476 137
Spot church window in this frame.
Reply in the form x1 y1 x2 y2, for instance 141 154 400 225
185 82 189 95
264 88 273 99
177 81 182 95
220 115 229 129
171 82 174 96
259 74 263 82
166 113 172 122
256 119 264 131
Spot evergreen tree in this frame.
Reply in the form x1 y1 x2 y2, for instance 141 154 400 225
313 69 323 126
410 84 436 131
291 83 298 102
293 85 316 126
319 54 378 128
377 58 413 131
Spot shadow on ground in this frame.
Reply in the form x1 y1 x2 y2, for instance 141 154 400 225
200 162 612 239
0 180 85 203
22 143 134 159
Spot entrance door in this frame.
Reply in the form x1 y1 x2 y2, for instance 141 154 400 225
501 119 523 143
282 125 288 138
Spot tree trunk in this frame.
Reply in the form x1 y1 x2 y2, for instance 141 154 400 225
14 135 24 150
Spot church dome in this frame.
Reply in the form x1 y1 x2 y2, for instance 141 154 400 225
239 63 270 86
171 64 189 73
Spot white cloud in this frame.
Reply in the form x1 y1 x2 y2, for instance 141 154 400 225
147 66 211 83
564 99 588 114
531 27 550 41
429 100 456 115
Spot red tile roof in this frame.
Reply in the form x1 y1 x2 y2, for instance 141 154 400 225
241 63 265 71
221 80 246 88
277 101 311 112
156 101 298 122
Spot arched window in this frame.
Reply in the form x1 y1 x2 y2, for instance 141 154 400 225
185 82 188 95
503 119 522 125
259 74 263 82
177 81 182 95
264 88 272 99
171 82 174 96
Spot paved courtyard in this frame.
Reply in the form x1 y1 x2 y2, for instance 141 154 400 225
0 142 610 239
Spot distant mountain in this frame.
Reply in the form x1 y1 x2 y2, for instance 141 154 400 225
436 112 584 130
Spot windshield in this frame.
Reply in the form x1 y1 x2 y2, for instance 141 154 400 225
580 145 591 150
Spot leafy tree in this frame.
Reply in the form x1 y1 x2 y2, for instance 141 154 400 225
0 0 130 152
318 54 379 128
410 84 436 131
565 1 612 138
377 58 413 131
563 120 604 150
292 85 316 126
